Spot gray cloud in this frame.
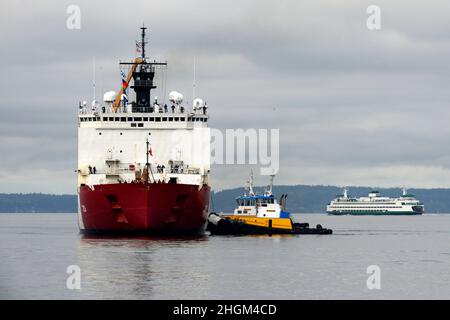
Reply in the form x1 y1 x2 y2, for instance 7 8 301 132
2 0 450 193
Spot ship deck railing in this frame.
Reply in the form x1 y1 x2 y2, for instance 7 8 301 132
90 164 201 176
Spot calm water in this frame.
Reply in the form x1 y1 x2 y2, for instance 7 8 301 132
1 213 450 299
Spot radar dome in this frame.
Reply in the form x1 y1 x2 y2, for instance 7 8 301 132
103 91 117 103
193 98 204 109
169 91 183 105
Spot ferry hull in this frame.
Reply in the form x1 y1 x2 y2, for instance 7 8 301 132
78 183 210 234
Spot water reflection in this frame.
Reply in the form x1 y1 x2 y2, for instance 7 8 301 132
77 234 210 299
80 233 208 246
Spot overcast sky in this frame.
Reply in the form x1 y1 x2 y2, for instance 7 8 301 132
2 0 450 193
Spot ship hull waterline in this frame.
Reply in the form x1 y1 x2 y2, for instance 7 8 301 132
78 182 210 235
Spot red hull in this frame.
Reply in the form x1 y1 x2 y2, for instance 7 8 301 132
79 183 210 233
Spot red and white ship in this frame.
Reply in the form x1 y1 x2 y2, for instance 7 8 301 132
77 26 211 234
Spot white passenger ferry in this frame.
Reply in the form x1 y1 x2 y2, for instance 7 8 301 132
326 188 424 215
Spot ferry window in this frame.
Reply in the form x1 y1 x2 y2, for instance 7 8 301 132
150 117 154 121
138 123 143 127
128 117 132 121
162 117 167 121
175 117 179 121
80 118 84 122
237 210 242 214
98 132 102 135
109 117 114 121
103 117 108 121
155 117 161 122
115 117 119 121
134 117 142 122
97 117 100 121
131 123 136 127
180 118 185 122
143 117 148 121
168 118 173 122
92 118 96 121
262 203 267 207
121 117 126 122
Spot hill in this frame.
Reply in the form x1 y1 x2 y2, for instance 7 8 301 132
1 186 450 213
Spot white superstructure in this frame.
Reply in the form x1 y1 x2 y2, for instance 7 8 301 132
326 188 424 215
78 105 211 189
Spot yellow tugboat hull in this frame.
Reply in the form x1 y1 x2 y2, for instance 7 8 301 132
223 215 293 230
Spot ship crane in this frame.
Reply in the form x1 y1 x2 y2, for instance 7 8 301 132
112 57 143 112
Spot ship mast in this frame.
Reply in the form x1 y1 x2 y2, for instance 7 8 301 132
265 174 275 196
116 25 167 113
247 170 255 196
140 25 147 60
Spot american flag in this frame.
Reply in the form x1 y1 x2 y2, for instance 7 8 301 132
136 40 142 53
120 69 128 89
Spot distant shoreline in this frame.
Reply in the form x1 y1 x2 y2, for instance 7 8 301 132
3 185 450 213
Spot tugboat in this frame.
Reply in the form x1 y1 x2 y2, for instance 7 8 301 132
207 172 332 235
